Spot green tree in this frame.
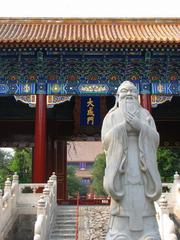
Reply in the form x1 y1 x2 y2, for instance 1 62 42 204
67 166 87 197
92 153 107 196
9 148 32 183
157 147 180 182
0 149 13 188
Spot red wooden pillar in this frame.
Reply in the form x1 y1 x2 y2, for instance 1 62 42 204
32 94 47 183
140 94 152 113
54 140 67 203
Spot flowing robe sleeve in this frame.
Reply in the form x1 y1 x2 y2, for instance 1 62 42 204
101 112 128 201
139 112 162 201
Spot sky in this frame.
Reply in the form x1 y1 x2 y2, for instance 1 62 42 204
0 0 179 18
0 148 15 155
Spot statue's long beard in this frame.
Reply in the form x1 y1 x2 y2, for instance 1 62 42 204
119 98 140 118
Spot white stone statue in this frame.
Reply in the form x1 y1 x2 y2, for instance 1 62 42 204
101 81 162 240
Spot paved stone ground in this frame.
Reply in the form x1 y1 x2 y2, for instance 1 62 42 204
79 206 180 240
5 215 36 240
79 206 110 240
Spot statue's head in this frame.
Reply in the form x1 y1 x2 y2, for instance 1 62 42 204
117 81 138 102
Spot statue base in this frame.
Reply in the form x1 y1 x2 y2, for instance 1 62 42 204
106 216 161 240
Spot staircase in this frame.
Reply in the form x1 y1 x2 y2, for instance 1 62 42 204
49 206 77 240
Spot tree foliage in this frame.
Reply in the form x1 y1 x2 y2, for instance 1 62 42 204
157 147 180 182
67 166 87 197
0 149 13 188
9 148 32 183
0 147 32 188
91 153 107 196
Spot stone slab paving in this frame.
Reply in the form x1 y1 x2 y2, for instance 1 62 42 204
78 206 110 240
78 206 180 240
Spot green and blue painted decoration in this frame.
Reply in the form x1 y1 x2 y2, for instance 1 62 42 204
0 44 179 96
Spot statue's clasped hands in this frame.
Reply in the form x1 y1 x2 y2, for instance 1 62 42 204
126 112 142 131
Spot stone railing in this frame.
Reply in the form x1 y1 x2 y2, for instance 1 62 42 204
0 173 19 239
171 172 180 219
0 172 57 240
33 173 57 240
155 194 177 240
154 172 180 240
162 172 180 218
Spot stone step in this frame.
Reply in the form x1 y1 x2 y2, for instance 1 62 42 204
55 218 76 222
55 219 76 222
55 222 76 227
50 236 75 240
52 226 76 232
54 222 76 226
54 225 75 229
57 209 76 211
55 216 76 222
49 206 77 240
50 233 75 239
52 229 75 234
57 207 76 212
56 213 76 216
50 238 75 240
54 224 75 229
56 214 76 218
56 215 76 218
50 237 75 240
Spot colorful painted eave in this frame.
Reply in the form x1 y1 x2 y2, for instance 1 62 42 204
0 18 180 44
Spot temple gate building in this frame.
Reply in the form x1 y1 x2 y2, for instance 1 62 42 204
0 18 180 203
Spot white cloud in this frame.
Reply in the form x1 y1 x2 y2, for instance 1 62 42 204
0 0 179 18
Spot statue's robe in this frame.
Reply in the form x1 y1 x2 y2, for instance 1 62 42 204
102 105 162 231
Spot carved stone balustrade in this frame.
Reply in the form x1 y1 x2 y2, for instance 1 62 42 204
0 172 57 240
33 174 57 240
155 194 177 240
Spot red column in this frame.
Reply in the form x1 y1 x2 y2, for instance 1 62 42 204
140 94 152 113
54 140 67 204
33 94 47 183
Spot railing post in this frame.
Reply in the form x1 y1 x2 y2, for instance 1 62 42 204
43 186 50 212
12 172 19 204
50 172 57 203
33 176 57 240
43 186 50 201
47 179 54 194
51 172 57 182
173 172 180 218
173 171 180 184
158 194 168 240
4 178 11 196
158 194 177 240
12 172 19 186
34 196 46 240
37 196 46 216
